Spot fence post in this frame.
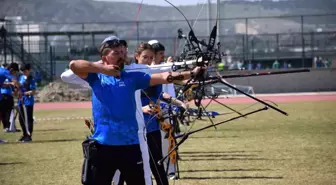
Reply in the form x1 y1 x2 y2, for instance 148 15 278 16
245 18 248 62
276 33 279 60
136 21 140 44
49 45 53 81
3 28 7 64
20 34 24 63
82 24 85 59
300 15 305 68
311 31 314 59
44 34 48 62
91 33 95 47
251 38 254 61
68 34 72 58
242 35 245 61
28 23 30 54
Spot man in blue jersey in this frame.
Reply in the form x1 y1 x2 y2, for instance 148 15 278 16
0 63 19 143
61 39 184 185
70 36 201 185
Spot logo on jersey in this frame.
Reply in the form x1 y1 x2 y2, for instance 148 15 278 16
119 81 126 87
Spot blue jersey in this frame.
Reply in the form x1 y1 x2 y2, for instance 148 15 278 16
0 68 12 100
85 71 151 146
1 78 13 95
18 74 36 106
141 85 163 133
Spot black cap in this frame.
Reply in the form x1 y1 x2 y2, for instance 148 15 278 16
99 36 121 56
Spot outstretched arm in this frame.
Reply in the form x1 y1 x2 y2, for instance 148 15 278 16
69 60 120 79
149 67 201 86
60 69 91 89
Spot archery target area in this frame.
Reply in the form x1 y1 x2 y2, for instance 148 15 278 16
209 84 255 96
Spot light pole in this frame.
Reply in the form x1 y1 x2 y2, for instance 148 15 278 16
208 0 211 36
217 0 221 46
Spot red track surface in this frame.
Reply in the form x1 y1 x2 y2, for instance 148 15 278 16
35 94 336 111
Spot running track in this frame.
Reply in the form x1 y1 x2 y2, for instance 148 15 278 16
35 93 336 111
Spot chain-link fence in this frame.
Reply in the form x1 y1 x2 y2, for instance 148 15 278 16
1 14 335 80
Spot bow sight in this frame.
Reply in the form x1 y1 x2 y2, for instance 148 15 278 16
176 28 222 67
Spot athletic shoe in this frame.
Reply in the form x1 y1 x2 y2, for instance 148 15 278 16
17 135 25 142
7 129 21 133
21 136 32 143
168 173 177 180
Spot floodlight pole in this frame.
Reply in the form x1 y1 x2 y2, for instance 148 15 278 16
217 0 221 44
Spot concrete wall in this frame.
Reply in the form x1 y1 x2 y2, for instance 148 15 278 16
215 68 336 93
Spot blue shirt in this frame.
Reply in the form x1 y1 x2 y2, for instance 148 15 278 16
18 75 36 106
0 68 12 100
85 71 150 146
1 78 13 95
141 85 163 133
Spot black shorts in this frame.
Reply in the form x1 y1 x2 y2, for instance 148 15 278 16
83 141 146 185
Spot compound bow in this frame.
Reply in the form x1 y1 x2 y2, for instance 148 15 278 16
155 0 311 172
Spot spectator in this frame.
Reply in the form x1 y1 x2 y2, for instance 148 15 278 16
272 60 279 69
313 57 317 68
17 64 36 142
0 26 7 39
323 58 330 68
317 57 323 68
217 63 224 71
288 62 292 68
247 61 253 70
237 60 244 70
283 61 288 69
256 62 262 70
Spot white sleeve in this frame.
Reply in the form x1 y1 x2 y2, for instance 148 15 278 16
167 83 176 98
148 65 172 74
60 69 91 89
148 59 198 74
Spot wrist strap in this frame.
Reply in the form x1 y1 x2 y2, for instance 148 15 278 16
190 71 195 79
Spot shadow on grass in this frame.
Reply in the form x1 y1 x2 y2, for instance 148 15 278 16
179 151 262 154
35 128 66 132
0 162 25 166
181 157 270 161
8 138 83 144
180 154 258 157
189 136 239 139
179 176 283 180
179 168 275 173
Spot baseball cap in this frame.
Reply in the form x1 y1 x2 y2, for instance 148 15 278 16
148 40 159 45
99 36 121 56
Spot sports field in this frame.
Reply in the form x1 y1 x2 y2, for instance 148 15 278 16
0 94 335 185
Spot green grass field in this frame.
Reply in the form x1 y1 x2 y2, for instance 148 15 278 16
0 101 335 185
